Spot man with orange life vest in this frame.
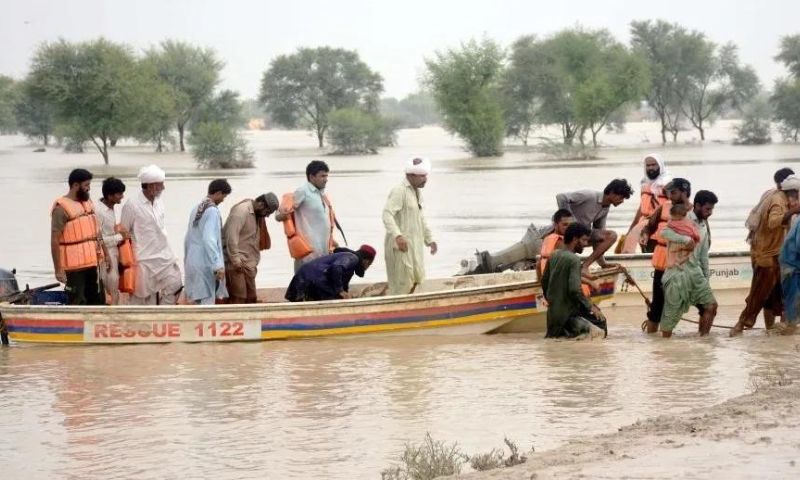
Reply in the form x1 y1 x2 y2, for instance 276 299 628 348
276 160 338 272
641 177 692 333
223 192 280 304
120 165 183 305
623 154 672 254
50 168 108 305
537 209 594 298
96 177 128 305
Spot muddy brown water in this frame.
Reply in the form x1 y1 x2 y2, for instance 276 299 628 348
1 124 800 478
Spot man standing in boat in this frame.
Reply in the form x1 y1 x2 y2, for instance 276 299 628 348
50 168 108 305
641 178 692 334
555 178 633 273
622 154 672 253
276 160 338 272
541 222 607 338
97 177 128 305
285 245 376 301
732 174 800 335
184 179 232 305
120 165 183 305
382 157 437 295
659 190 719 337
223 192 280 304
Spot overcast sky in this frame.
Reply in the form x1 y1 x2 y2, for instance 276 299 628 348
1 0 799 99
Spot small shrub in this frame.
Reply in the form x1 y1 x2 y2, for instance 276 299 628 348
380 433 467 480
537 138 599 160
188 122 254 169
469 449 504 471
327 107 397 154
734 96 773 145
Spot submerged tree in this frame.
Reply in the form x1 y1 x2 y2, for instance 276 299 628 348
772 34 800 142
259 47 383 147
145 40 223 152
425 38 506 156
500 36 542 146
27 39 160 163
0 75 19 134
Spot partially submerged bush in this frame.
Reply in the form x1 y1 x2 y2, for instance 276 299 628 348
734 96 773 145
537 138 599 160
381 433 467 480
188 121 254 169
327 107 397 154
469 437 530 471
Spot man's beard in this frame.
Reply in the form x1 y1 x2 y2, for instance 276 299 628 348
355 264 366 277
574 245 585 255
646 168 660 180
76 189 90 202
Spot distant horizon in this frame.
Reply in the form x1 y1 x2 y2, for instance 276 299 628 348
1 0 799 99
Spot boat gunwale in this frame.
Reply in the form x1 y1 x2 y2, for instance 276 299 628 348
605 250 751 261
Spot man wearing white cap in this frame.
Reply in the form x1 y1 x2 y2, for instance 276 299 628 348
382 157 437 295
733 174 800 335
119 165 183 305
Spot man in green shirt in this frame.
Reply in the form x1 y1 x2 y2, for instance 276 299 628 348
541 223 608 338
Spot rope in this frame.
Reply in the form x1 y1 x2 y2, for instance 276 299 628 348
619 266 762 331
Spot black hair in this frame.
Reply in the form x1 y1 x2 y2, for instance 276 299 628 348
102 177 126 198
68 168 93 186
670 203 689 216
694 190 718 207
603 178 633 199
208 179 232 195
306 160 329 180
775 168 795 185
564 222 592 244
552 208 573 223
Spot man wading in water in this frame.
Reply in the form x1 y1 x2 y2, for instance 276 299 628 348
541 223 608 338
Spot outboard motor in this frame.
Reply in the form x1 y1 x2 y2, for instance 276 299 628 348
0 268 20 300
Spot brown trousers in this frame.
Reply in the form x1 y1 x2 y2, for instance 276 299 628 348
226 267 258 303
739 260 782 328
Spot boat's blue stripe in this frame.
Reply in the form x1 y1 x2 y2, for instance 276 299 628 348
7 326 84 334
261 300 538 331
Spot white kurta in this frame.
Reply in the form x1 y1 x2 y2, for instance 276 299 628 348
96 200 122 304
382 179 434 295
120 190 182 304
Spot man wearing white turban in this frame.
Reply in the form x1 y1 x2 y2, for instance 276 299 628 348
622 153 672 253
733 173 800 335
119 165 183 305
382 157 437 295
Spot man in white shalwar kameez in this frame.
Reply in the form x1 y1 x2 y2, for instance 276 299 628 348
96 177 127 304
120 165 183 305
184 179 231 305
382 157 438 295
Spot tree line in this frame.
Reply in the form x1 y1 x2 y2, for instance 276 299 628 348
1 22 799 164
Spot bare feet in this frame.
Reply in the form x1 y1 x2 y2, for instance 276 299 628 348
729 322 745 337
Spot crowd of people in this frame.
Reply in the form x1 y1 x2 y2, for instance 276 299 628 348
47 154 800 339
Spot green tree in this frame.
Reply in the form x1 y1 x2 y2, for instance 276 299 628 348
188 122 254 169
14 79 56 145
734 94 772 145
131 64 178 152
772 34 800 142
259 46 383 147
425 38 506 156
27 38 157 163
631 20 703 144
0 75 20 134
500 36 543 146
146 40 223 152
678 41 759 141
193 89 243 129
327 107 397 154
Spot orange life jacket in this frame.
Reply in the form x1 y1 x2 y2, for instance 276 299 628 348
651 200 672 270
639 184 659 217
117 230 137 294
52 197 101 272
539 233 562 273
280 192 336 260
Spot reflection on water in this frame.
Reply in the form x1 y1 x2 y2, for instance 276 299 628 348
1 306 798 479
1 124 800 478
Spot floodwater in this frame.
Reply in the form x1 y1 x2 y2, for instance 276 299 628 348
1 123 800 478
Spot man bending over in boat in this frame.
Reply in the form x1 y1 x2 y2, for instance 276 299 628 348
541 223 607 338
285 245 376 302
555 179 633 274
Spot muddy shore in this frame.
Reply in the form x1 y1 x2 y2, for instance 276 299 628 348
446 374 800 479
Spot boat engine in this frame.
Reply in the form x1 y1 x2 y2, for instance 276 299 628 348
0 268 20 300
